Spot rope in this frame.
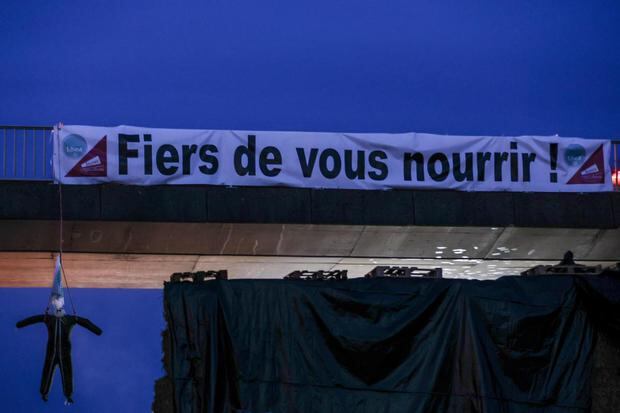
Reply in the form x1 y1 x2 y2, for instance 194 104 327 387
54 124 77 316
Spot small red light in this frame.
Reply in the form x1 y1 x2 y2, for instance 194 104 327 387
613 170 620 187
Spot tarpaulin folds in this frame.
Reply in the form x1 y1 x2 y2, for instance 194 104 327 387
163 274 620 413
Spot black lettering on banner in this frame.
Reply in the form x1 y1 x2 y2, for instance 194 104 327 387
521 153 536 182
368 150 388 181
144 134 153 175
476 152 491 181
296 148 319 178
494 152 509 182
259 146 282 177
182 145 198 175
157 144 179 176
118 134 140 175
198 145 219 175
510 142 519 182
403 152 425 181
319 149 341 179
116 133 543 186
549 143 558 183
234 135 256 176
427 153 449 181
344 150 365 180
453 153 473 182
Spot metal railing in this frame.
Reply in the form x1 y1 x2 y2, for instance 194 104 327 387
0 125 53 180
0 125 619 189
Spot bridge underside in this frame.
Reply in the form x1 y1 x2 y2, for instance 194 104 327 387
1 221 618 288
1 182 618 288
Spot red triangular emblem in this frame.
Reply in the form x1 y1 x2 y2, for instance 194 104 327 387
66 136 107 177
567 144 605 184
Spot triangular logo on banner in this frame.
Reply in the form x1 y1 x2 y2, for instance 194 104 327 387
66 136 107 177
567 144 605 184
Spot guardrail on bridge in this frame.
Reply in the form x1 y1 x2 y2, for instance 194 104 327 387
0 125 53 181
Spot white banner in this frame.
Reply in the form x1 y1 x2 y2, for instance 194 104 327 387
53 125 613 192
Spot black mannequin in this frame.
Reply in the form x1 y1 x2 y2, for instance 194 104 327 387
16 294 102 404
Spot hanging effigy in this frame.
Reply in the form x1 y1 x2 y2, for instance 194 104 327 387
16 256 102 405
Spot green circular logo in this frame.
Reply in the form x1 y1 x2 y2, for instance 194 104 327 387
63 134 87 159
564 144 586 166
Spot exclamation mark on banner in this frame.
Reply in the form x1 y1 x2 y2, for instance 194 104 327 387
549 143 558 183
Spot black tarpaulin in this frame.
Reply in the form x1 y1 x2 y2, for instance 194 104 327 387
163 274 620 413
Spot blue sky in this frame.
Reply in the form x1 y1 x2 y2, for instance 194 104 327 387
1 0 619 137
2 288 163 412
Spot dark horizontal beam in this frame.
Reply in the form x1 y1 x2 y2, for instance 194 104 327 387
0 182 618 228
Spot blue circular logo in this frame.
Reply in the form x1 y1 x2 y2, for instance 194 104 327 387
564 144 586 166
63 134 87 159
